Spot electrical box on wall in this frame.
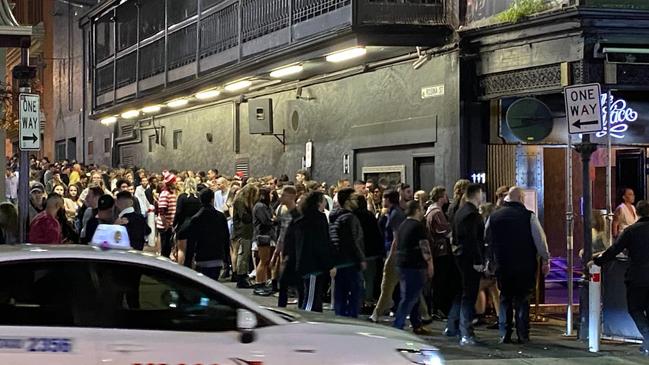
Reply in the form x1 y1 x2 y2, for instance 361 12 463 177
249 98 273 135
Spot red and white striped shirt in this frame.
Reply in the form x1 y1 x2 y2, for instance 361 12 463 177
156 190 177 230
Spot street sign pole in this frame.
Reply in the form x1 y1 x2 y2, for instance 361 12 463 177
563 83 602 341
17 47 30 244
565 134 574 337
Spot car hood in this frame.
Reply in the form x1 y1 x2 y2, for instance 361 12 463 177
264 307 437 350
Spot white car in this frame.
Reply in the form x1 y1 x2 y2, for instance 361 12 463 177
0 244 443 365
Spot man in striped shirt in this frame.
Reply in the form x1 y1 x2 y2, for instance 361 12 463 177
157 171 178 258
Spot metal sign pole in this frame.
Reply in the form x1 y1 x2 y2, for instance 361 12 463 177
566 134 574 336
606 91 613 245
17 47 30 244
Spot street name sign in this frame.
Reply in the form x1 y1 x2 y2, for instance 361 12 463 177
564 83 603 135
19 93 40 151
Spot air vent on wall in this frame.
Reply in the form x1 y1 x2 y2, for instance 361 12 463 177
235 157 250 178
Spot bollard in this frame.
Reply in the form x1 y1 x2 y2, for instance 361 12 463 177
589 264 601 353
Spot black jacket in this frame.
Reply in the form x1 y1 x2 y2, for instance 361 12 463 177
452 202 484 265
486 201 537 279
173 194 202 231
122 211 151 251
354 207 384 260
253 202 275 241
329 208 366 269
284 210 334 276
595 217 649 287
179 205 230 267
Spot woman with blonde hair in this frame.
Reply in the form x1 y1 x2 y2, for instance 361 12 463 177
0 202 18 244
447 179 471 224
174 177 201 265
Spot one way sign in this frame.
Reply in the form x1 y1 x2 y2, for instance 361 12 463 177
564 83 603 135
19 93 40 151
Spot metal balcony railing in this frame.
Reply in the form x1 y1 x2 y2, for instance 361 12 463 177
91 0 450 108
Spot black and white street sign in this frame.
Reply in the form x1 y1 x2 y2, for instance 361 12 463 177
19 93 40 151
564 83 603 135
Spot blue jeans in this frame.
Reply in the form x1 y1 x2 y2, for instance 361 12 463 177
393 267 426 330
334 267 363 318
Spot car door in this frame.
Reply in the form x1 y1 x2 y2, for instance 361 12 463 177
89 260 286 365
0 260 99 364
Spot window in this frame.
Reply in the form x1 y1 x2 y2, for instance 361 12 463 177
88 140 94 156
168 0 198 26
0 261 99 327
55 140 66 161
173 130 182 150
116 1 138 51
104 138 111 153
91 262 251 332
202 0 225 10
139 0 165 39
94 13 115 63
148 134 156 153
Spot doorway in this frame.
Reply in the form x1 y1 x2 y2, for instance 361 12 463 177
414 156 435 192
616 149 646 204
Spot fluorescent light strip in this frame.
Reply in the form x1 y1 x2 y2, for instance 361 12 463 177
101 116 117 125
196 89 221 100
326 47 367 63
224 80 252 92
141 105 162 114
270 64 304 79
167 99 189 108
121 110 139 119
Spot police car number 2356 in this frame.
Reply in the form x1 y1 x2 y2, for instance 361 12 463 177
0 337 72 353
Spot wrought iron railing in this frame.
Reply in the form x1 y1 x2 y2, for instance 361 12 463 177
92 0 450 107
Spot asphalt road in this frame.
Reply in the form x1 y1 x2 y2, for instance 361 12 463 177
226 282 649 365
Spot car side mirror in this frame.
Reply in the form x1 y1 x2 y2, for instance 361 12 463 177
237 309 257 344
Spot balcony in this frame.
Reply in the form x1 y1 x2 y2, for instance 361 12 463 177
84 0 454 112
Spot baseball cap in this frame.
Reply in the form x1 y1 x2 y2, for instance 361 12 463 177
97 194 115 210
30 182 45 194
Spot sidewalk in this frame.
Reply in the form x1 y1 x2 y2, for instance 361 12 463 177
226 282 649 365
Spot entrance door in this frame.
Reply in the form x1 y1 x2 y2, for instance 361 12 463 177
616 149 646 203
414 156 435 192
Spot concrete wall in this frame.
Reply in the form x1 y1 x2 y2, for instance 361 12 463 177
51 1 105 163
113 51 461 187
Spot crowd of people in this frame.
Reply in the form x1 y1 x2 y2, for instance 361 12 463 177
2 155 557 345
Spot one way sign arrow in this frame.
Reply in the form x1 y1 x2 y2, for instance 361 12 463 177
21 133 38 143
571 119 599 129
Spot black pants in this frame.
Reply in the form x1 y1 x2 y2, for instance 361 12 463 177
447 255 482 338
498 273 535 339
302 273 328 312
627 285 649 347
159 229 174 258
197 266 222 281
278 270 303 309
432 254 459 315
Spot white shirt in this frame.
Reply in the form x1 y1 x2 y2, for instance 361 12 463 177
214 189 229 212
5 172 18 199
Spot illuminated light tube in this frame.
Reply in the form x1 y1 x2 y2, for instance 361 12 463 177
100 116 117 125
270 64 304 79
141 105 162 114
195 89 221 100
224 80 253 92
120 110 139 119
325 47 367 63
166 99 189 108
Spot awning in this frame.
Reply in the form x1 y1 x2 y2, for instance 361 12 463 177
0 0 31 48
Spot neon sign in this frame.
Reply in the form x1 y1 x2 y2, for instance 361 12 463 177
596 93 639 139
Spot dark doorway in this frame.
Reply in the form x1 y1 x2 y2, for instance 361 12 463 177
67 138 77 161
414 156 435 192
616 149 646 204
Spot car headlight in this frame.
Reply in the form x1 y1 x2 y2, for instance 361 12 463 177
398 349 444 365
